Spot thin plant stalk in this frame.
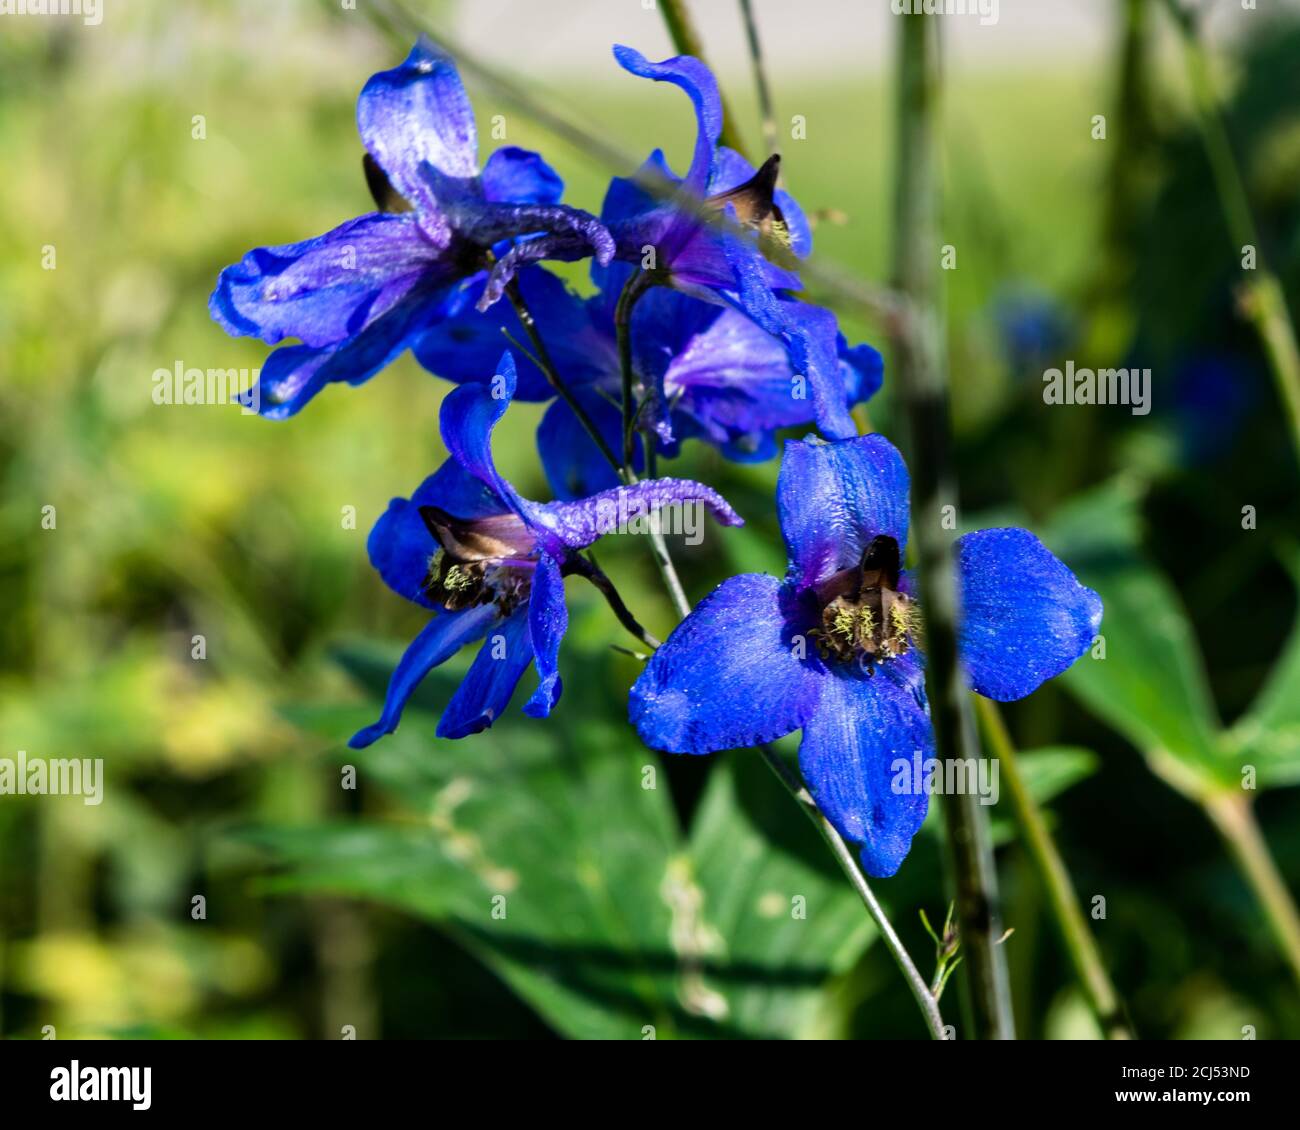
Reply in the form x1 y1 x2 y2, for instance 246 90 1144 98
975 697 1133 1039
738 0 779 157
890 11 1014 1039
1162 0 1300 467
610 268 943 1038
657 0 748 155
757 743 947 1040
1202 789 1300 994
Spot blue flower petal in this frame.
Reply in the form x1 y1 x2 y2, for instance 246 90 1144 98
841 339 885 405
439 351 525 513
349 603 497 748
415 268 612 401
777 434 911 593
480 146 564 205
523 553 568 718
239 279 450 418
724 246 853 438
537 390 628 501
613 46 721 193
210 213 437 348
367 459 506 608
956 527 1103 702
436 606 535 738
797 664 933 878
530 476 743 551
630 573 826 752
357 37 479 217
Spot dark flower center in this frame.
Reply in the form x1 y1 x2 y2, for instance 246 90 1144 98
810 535 917 667
705 153 794 261
419 505 536 615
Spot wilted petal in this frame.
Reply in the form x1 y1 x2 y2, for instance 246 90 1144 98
630 573 825 752
956 527 1103 702
530 476 743 550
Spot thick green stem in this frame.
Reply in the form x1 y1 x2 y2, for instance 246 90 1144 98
1203 790 1300 994
757 744 947 1040
976 697 1133 1039
890 11 1014 1039
1164 0 1300 467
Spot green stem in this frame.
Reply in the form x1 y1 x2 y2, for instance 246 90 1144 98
890 10 1015 1039
738 0 778 157
975 697 1133 1039
1203 790 1300 994
615 271 653 475
505 281 622 475
657 0 748 155
1163 0 1300 467
757 743 947 1040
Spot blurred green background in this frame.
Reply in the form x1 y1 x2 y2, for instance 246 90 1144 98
3 0 1300 1039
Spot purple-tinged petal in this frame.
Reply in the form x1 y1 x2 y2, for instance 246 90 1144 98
357 38 478 217
529 477 743 551
798 664 933 878
480 146 564 205
724 243 852 438
523 553 567 718
631 573 825 753
348 603 497 749
437 606 534 738
210 213 439 348
475 214 616 310
537 389 631 501
439 352 525 513
956 527 1103 702
367 459 507 608
778 434 911 593
239 278 448 418
613 45 721 194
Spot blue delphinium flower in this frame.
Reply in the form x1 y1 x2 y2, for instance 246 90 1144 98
629 434 1102 877
350 351 743 748
209 37 613 419
415 265 883 499
586 45 866 443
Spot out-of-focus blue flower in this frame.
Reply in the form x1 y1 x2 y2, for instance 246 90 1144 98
416 265 883 499
629 434 1101 877
350 352 743 747
587 46 867 442
209 38 613 418
992 287 1072 376
1169 352 1255 463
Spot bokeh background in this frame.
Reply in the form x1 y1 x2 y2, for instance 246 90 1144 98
3 0 1300 1039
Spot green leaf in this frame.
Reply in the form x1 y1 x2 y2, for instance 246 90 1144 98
1225 546 1300 789
686 751 875 1039
1044 479 1231 790
242 646 876 1039
988 746 1099 846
